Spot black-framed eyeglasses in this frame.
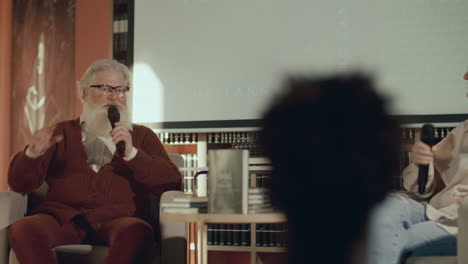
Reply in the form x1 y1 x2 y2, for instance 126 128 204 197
89 84 130 97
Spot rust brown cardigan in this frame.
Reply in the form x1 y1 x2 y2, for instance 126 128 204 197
8 119 181 227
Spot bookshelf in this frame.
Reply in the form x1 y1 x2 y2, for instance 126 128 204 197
112 0 133 66
158 125 458 195
161 140 279 264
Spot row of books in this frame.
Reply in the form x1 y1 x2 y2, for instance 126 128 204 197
207 132 259 144
400 128 416 140
232 143 264 157
400 127 454 140
206 132 264 156
157 126 457 146
430 127 454 139
156 132 259 145
112 1 129 64
112 1 128 61
255 223 288 247
158 132 199 144
206 223 288 247
156 131 265 156
156 127 456 148
207 223 251 246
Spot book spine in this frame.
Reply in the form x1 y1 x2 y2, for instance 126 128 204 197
226 224 233 246
241 224 250 246
233 224 241 246
207 224 214 245
213 223 220 245
262 224 268 246
269 223 276 247
278 222 288 247
276 222 283 247
219 223 226 246
256 223 262 246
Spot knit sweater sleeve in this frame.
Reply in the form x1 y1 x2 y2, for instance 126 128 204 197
8 144 57 194
124 126 182 195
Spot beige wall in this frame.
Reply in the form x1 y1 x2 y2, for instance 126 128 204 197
0 0 12 190
75 0 113 115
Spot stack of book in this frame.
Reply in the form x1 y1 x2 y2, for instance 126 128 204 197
248 188 274 214
161 195 208 214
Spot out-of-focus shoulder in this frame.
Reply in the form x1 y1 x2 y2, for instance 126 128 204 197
444 120 468 137
461 120 468 128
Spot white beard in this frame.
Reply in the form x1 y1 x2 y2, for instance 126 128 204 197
81 100 131 137
81 98 132 165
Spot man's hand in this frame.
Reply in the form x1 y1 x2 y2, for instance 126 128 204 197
411 141 436 165
110 122 133 157
28 125 64 156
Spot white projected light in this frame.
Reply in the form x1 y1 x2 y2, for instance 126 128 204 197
132 63 164 123
134 0 468 127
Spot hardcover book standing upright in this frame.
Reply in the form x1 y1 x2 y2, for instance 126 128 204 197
208 149 249 214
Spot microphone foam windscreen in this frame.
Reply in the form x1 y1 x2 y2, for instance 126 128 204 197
107 105 120 124
421 124 435 145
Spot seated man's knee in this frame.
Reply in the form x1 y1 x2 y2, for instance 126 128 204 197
8 214 54 247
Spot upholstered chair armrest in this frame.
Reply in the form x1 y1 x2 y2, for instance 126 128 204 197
159 191 187 239
0 191 27 230
159 190 187 264
458 196 468 264
0 191 27 264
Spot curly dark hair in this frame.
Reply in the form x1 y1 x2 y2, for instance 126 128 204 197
260 73 401 264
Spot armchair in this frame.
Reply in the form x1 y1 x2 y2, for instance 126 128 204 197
0 153 186 264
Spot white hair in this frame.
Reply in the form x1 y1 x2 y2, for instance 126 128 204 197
77 59 131 96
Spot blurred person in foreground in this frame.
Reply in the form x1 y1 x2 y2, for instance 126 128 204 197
7 59 181 264
260 73 401 264
366 70 468 263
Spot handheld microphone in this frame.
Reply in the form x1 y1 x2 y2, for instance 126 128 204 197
418 124 435 194
107 106 126 157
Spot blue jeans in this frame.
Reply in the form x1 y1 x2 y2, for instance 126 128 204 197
367 194 456 264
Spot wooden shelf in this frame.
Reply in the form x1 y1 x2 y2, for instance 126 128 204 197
207 246 252 252
253 247 286 253
160 212 286 224
207 245 286 253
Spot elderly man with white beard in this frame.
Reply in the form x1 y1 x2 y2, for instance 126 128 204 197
7 59 181 264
